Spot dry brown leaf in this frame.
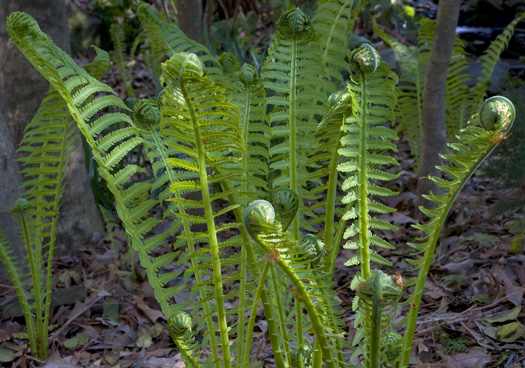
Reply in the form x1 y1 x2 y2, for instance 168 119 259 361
498 270 523 306
435 351 462 368
448 349 492 368
134 297 165 323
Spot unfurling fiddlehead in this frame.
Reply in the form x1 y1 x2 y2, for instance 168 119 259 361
290 342 313 368
479 95 515 132
349 43 379 75
133 98 160 130
168 311 192 339
243 200 277 246
399 95 516 368
354 270 403 368
242 200 338 367
272 188 299 231
168 311 199 368
299 234 325 268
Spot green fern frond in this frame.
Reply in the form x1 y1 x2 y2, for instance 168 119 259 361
263 7 329 240
469 13 525 115
399 96 516 368
339 45 399 278
159 52 252 367
338 45 401 367
136 2 227 86
229 64 270 202
1 35 112 359
312 0 354 87
305 90 352 266
7 14 199 361
109 23 134 97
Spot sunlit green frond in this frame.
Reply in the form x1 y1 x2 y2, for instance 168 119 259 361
228 64 270 203
399 96 516 368
336 44 401 367
6 15 195 357
263 8 329 240
243 200 350 368
159 52 258 366
339 45 399 274
313 0 355 88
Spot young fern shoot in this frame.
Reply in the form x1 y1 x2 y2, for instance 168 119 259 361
399 96 516 368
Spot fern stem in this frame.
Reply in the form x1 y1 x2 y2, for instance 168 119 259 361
0 233 38 357
399 143 500 368
242 261 271 366
149 128 219 363
289 36 299 241
181 82 232 368
269 266 292 366
329 201 351 275
18 202 45 359
276 260 336 368
295 297 304 347
312 336 322 368
237 84 252 363
357 75 371 280
221 179 287 368
324 130 343 268
42 111 72 358
368 276 382 368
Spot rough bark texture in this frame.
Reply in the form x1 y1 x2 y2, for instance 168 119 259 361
0 0 104 255
416 0 461 205
177 0 202 43
0 91 24 283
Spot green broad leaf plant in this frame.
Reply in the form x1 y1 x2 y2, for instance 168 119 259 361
4 2 516 367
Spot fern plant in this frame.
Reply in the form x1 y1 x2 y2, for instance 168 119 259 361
6 2 517 367
374 13 524 166
0 43 110 360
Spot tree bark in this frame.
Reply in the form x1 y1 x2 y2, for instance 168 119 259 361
0 90 24 283
416 0 461 206
177 0 202 42
0 0 104 255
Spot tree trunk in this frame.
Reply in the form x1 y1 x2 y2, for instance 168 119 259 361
0 91 24 283
0 0 104 255
416 0 461 206
177 0 202 42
